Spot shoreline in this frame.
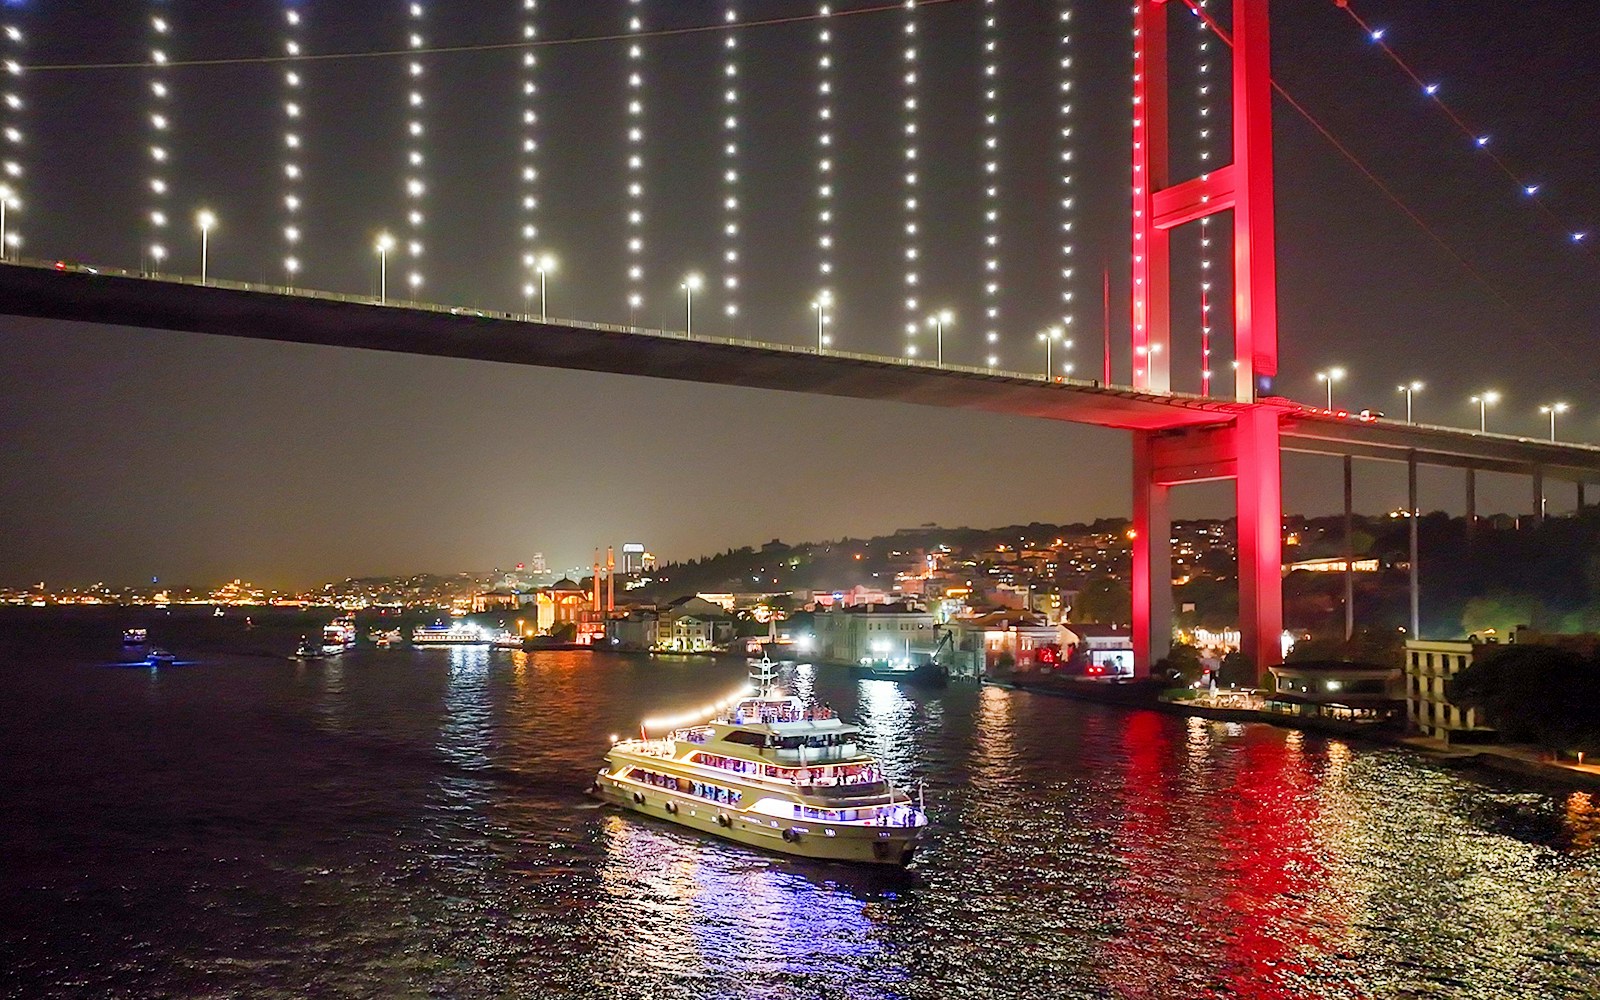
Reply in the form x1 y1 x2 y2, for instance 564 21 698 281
983 676 1600 793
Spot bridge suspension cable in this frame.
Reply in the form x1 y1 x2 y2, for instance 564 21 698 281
280 3 307 286
0 16 26 260
143 4 174 274
623 0 648 323
400 2 431 295
517 0 545 310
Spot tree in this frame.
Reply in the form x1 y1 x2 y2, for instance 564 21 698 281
1072 574 1131 625
1448 645 1600 755
549 622 577 643
1157 642 1204 686
1217 651 1256 689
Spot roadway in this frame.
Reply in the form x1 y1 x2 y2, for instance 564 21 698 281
5 260 1600 483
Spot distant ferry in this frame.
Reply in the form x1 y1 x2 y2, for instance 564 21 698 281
490 629 525 649
122 628 148 646
322 616 357 649
592 658 929 865
411 623 491 647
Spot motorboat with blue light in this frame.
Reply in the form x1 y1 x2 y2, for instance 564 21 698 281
411 622 492 647
122 628 148 646
146 647 177 666
591 657 929 865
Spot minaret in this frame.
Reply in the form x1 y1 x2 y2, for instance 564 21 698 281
606 546 616 613
591 550 602 612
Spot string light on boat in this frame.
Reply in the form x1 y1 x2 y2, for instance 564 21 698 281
145 3 174 272
1194 0 1214 395
721 4 741 328
640 684 754 732
624 0 647 321
0 19 24 259
979 0 1001 368
517 0 544 305
1056 0 1077 371
816 3 835 342
402 2 430 294
280 3 306 284
901 0 921 356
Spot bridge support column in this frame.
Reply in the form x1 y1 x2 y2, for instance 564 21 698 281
1131 432 1172 676
1235 409 1284 679
1580 482 1588 511
1408 453 1420 640
1343 455 1354 643
1466 467 1477 539
1534 467 1546 522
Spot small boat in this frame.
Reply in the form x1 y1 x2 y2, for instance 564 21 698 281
146 647 177 666
369 628 403 647
490 629 525 649
291 636 326 660
122 627 149 646
591 656 929 865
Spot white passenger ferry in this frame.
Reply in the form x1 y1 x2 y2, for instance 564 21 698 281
411 622 491 647
322 616 357 649
591 659 928 865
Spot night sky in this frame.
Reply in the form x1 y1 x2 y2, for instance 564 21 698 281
2 0 1598 588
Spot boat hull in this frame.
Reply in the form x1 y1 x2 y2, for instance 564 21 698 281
592 770 923 866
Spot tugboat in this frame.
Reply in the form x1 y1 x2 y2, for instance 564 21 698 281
591 657 929 865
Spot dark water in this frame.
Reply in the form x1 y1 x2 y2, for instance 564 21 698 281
3 610 1600 999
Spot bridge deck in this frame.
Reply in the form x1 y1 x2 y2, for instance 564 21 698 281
4 261 1599 483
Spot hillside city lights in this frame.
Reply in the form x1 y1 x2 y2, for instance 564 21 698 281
280 3 306 285
402 2 430 295
145 4 174 273
517 0 545 309
624 0 647 322
721 4 741 330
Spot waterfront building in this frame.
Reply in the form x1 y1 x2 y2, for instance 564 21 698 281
813 603 937 666
1265 661 1403 725
534 578 590 635
948 612 1067 676
1403 639 1498 745
1063 624 1136 677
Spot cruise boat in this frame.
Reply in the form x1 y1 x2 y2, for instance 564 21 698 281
591 658 929 865
322 616 357 649
122 628 148 646
411 622 491 647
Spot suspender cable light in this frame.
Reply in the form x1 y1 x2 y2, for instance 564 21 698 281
979 0 1001 368
402 2 430 296
901 0 921 357
815 3 835 345
280 3 306 286
145 3 174 273
1194 0 1214 395
517 0 545 312
624 0 647 323
720 4 741 331
1056 0 1078 373
0 19 25 260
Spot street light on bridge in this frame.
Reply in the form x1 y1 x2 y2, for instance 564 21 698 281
374 232 395 303
1540 402 1570 441
681 272 704 338
1038 327 1068 380
536 254 556 322
812 290 833 352
0 184 16 262
196 209 216 285
1396 381 1423 424
1315 366 1345 410
927 309 953 366
1471 390 1501 433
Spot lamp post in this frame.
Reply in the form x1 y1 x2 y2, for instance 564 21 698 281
375 232 394 303
927 309 953 366
812 291 832 352
536 254 556 321
1396 381 1423 424
681 272 703 338
1038 327 1063 379
1471 391 1500 433
0 184 13 262
1540 402 1569 441
1316 366 1345 410
196 209 216 284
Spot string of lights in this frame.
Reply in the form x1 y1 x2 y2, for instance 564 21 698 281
517 0 543 311
1331 1 1592 249
1193 1 1213 396
812 4 836 350
901 0 921 357
978 0 1000 368
720 3 741 331
401 2 430 295
1056 0 1077 374
144 3 174 273
280 3 306 286
0 17 25 259
624 0 647 322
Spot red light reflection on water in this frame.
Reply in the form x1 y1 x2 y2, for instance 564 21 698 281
1105 717 1364 999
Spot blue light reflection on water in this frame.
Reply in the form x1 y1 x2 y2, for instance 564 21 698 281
2 614 1600 999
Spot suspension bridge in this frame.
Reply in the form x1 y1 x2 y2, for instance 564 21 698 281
2 0 1598 675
